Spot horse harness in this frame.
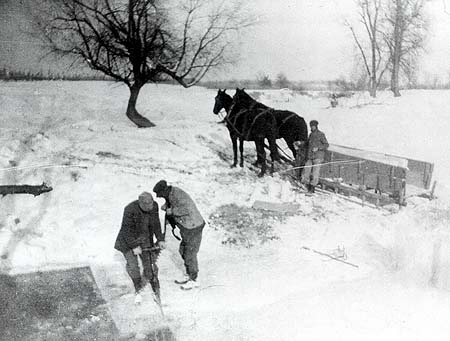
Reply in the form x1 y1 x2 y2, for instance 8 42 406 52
225 102 274 139
279 113 297 127
245 107 275 139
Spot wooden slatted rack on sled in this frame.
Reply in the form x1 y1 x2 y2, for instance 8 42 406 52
315 144 435 208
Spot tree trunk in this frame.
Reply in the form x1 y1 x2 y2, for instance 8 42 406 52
370 30 377 98
391 59 401 97
390 0 403 97
126 83 155 128
369 78 377 97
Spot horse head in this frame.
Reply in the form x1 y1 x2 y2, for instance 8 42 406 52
233 88 255 107
233 88 244 100
213 89 233 115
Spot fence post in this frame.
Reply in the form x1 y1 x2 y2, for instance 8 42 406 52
398 179 406 209
430 181 437 200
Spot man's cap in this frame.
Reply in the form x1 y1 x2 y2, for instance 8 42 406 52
309 120 319 127
153 180 168 194
138 191 153 202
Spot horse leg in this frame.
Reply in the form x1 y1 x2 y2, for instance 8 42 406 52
268 137 280 164
231 135 238 167
256 139 266 177
268 137 278 175
296 147 307 179
252 141 263 166
239 137 244 167
286 138 297 159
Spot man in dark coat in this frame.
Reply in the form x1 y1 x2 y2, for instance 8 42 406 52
153 180 205 290
301 120 329 193
114 192 165 303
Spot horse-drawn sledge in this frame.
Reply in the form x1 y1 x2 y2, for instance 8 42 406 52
212 88 435 209
318 144 435 208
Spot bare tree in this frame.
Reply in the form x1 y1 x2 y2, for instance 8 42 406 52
346 0 390 97
256 72 272 88
402 54 419 88
31 0 252 127
383 0 427 96
444 0 450 17
275 72 289 89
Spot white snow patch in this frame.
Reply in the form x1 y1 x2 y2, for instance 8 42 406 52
0 82 449 340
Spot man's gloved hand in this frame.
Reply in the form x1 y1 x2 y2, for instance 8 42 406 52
165 207 173 215
158 241 166 250
132 246 142 256
293 141 303 150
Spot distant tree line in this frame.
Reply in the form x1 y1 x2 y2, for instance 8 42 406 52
0 67 111 81
2 66 449 90
202 77 377 91
201 72 450 91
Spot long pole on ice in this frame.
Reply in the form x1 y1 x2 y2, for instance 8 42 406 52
301 246 359 268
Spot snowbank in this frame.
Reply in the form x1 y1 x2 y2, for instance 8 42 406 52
1 82 449 340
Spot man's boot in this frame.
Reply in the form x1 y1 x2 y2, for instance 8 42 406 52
132 277 143 304
132 277 143 293
151 279 161 305
306 184 314 196
174 273 190 285
299 183 308 191
180 278 200 290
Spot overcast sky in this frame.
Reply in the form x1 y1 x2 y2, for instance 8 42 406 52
217 0 450 82
1 0 449 82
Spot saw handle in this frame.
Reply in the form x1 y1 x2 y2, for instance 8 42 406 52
142 246 161 252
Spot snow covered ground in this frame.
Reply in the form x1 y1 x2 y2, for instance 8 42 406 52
0 81 449 340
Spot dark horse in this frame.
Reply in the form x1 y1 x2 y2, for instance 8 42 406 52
233 88 308 160
213 89 280 177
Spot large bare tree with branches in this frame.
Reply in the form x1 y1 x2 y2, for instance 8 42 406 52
383 0 427 96
346 0 390 97
347 0 428 97
31 0 251 127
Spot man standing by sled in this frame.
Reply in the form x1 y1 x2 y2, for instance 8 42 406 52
114 192 165 304
301 120 329 194
153 180 205 290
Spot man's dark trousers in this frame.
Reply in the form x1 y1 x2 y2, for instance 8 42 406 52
178 223 204 281
123 249 159 293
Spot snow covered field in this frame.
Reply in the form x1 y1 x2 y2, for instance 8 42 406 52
0 81 449 340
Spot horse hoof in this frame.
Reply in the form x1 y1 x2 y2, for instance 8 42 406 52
239 164 244 168
230 164 237 168
257 172 265 178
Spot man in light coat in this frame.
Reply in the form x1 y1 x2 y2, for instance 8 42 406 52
301 120 329 193
153 180 205 290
